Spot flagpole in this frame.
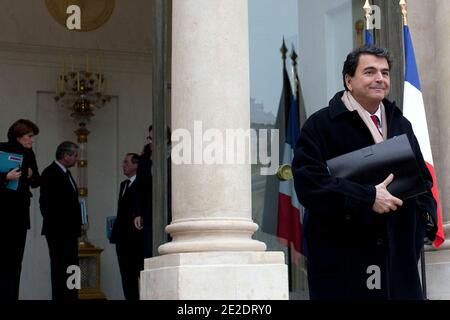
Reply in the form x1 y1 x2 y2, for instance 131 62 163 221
363 0 372 30
280 38 293 294
290 46 300 120
287 244 293 292
291 46 307 129
399 0 408 26
400 0 427 300
420 246 428 299
290 46 298 94
363 0 374 44
280 38 290 128
286 45 301 295
280 38 288 71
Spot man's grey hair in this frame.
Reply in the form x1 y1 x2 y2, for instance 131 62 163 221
56 141 79 160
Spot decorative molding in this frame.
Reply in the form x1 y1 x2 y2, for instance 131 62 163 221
0 41 151 75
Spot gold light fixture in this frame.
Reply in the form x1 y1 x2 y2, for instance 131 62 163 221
54 55 111 244
54 55 109 299
55 55 111 124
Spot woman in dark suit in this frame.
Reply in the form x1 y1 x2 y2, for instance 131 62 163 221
0 119 40 300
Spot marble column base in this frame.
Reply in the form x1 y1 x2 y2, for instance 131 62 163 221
140 251 289 300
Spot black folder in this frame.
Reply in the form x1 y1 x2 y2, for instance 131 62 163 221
326 134 427 200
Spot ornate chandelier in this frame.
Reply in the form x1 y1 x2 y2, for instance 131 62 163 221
53 55 112 248
54 56 111 123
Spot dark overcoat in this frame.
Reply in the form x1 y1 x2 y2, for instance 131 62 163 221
134 152 153 258
134 150 172 258
292 91 437 300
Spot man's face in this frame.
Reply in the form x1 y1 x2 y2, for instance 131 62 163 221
147 129 154 152
122 155 138 177
345 54 390 111
64 151 78 168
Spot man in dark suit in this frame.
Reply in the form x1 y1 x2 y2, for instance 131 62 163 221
133 125 172 259
133 138 153 258
40 141 81 301
292 45 437 299
110 153 143 300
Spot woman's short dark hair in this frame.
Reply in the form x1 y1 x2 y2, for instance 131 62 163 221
342 45 392 91
7 119 40 141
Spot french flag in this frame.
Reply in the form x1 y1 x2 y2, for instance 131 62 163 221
277 95 302 253
402 25 445 248
365 29 373 45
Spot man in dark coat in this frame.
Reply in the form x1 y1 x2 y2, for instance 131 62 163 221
110 153 144 300
133 140 153 259
292 45 438 300
134 125 172 259
40 141 81 301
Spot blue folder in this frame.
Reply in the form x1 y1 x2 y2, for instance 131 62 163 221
106 216 116 241
0 151 23 190
79 198 87 225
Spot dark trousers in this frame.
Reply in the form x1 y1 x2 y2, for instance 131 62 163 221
0 228 27 300
45 234 79 301
143 223 153 259
116 241 144 300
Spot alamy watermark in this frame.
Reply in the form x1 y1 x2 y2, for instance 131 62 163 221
366 265 381 290
366 5 381 30
66 265 81 290
66 5 81 30
171 121 280 175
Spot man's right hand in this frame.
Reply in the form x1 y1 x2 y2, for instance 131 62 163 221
6 167 21 181
134 216 143 230
372 173 403 214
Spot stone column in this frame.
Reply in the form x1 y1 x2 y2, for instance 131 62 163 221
435 0 450 224
409 0 450 299
428 0 450 300
140 0 288 300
